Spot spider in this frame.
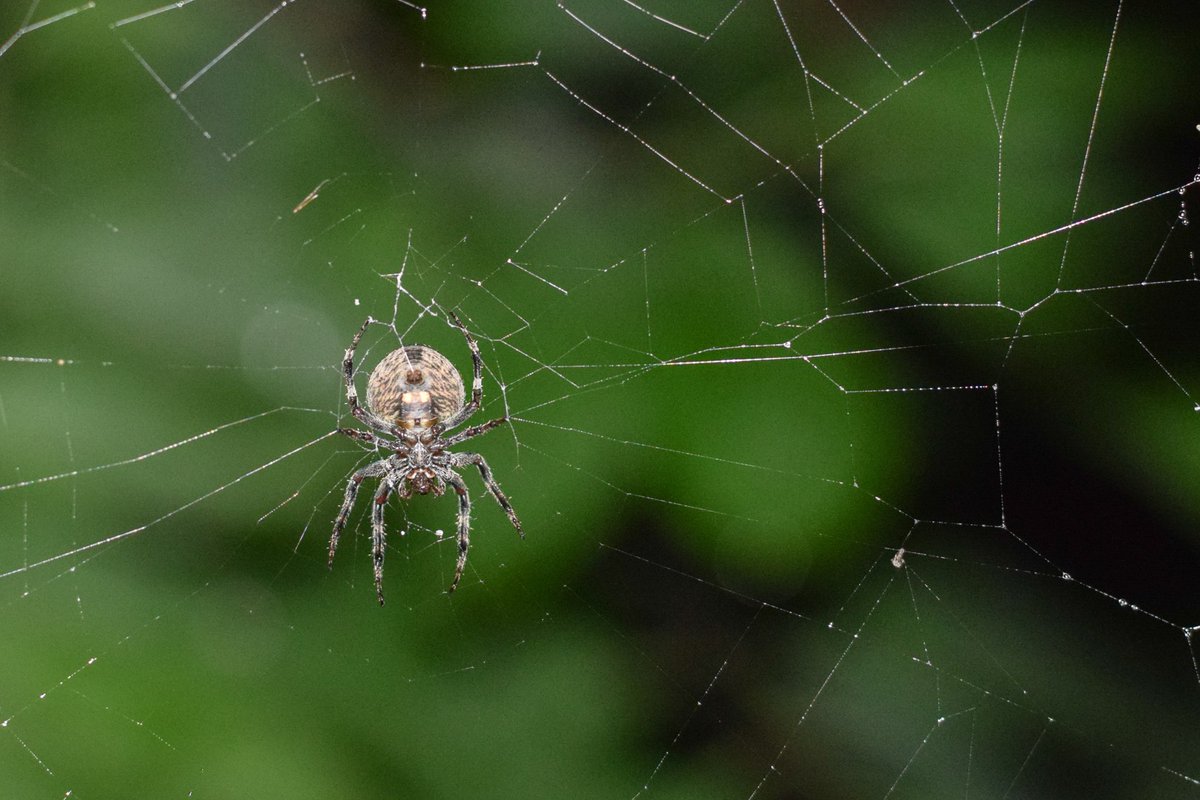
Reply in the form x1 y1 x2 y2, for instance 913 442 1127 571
330 312 522 604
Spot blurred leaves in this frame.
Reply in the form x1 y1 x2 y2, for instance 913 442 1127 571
2 1 1199 798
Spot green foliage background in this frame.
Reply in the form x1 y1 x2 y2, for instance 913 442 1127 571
2 1 1199 797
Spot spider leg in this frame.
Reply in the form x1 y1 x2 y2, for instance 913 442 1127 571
441 416 508 447
452 452 523 538
372 481 393 606
445 473 472 592
337 427 378 445
438 311 483 430
343 317 396 435
329 461 386 568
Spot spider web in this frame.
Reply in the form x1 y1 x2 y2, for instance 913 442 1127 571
2 0 1199 797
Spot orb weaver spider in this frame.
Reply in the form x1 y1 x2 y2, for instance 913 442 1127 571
330 312 522 604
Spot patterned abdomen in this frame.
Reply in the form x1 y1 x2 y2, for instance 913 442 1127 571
366 345 465 427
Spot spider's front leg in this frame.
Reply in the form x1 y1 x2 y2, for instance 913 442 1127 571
445 473 472 592
452 452 523 538
329 461 387 568
372 481 392 606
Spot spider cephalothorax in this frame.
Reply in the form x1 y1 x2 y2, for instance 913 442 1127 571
329 312 522 604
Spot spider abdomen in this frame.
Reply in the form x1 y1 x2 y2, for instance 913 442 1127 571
366 345 465 429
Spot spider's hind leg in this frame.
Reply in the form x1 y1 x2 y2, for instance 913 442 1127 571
440 311 484 430
341 317 397 435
